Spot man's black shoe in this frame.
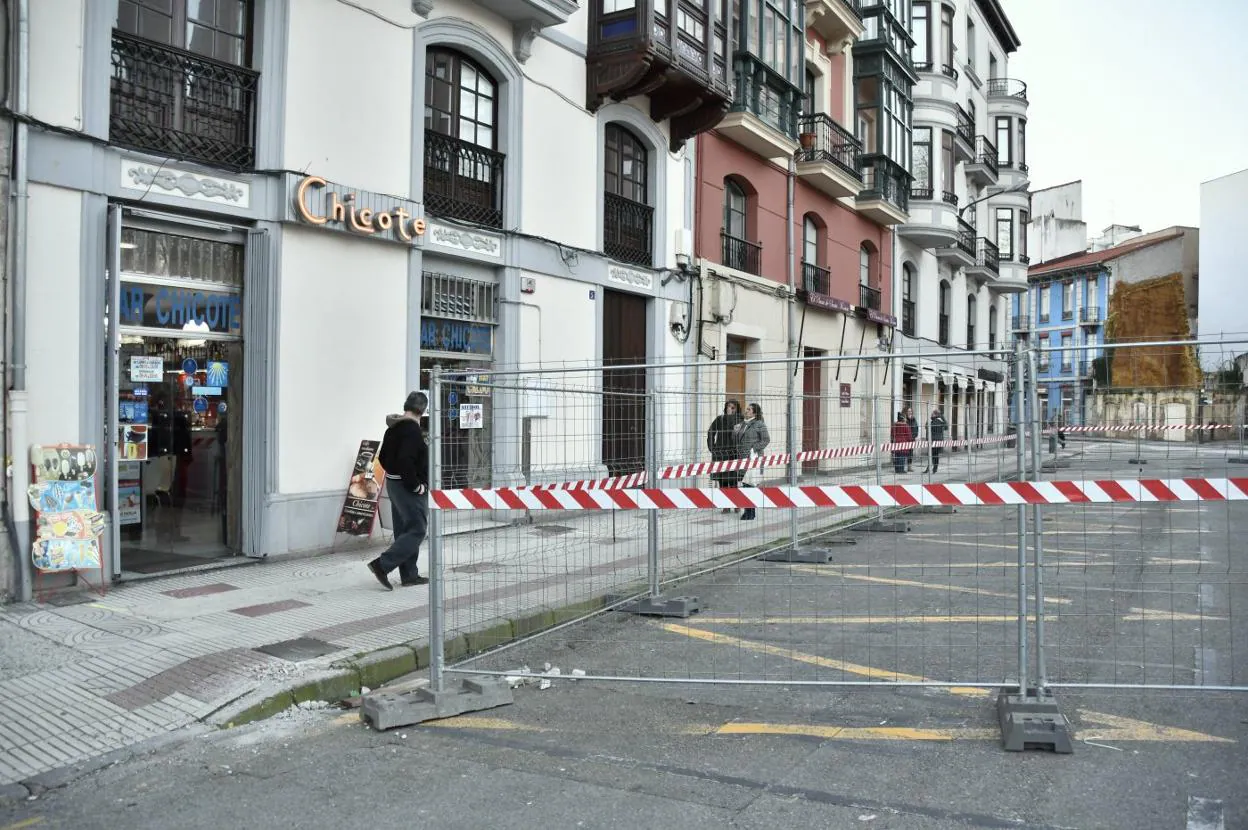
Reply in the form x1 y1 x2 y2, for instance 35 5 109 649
400 576 430 587
367 559 393 591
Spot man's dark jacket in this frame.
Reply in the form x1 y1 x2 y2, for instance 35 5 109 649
379 417 429 492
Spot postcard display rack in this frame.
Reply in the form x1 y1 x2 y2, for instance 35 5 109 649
28 444 108 598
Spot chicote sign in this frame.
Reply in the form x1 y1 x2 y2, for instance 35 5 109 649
290 175 426 245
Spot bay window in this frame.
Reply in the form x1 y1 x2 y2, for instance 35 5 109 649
995 208 1013 260
995 116 1011 167
912 126 932 194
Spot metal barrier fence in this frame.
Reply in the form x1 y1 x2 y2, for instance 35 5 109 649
381 337 1248 750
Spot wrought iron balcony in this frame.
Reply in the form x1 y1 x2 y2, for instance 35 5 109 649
974 135 999 177
1080 306 1102 325
953 216 976 258
424 130 506 228
987 77 1028 102
938 313 950 346
941 63 959 81
955 104 974 148
1038 358 1051 373
603 193 654 267
910 186 933 201
975 237 1000 274
858 283 881 311
802 261 831 295
966 324 975 349
1011 314 1030 331
1062 308 1074 321
857 156 910 221
902 299 915 336
722 231 762 275
109 30 259 170
797 113 862 180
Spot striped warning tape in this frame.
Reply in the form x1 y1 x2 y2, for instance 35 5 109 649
1045 424 1237 433
521 434 1015 492
432 477 1248 511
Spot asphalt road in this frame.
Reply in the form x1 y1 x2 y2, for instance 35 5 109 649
2 443 1245 830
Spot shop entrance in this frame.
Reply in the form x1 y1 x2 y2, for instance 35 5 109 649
602 290 648 476
419 359 494 489
110 222 245 576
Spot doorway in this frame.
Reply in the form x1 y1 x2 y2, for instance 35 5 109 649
117 337 243 574
602 290 648 476
725 336 748 402
802 348 823 472
419 359 494 488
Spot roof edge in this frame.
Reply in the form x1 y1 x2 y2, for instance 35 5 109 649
974 0 1022 53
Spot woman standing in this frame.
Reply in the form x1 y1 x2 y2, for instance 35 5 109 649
736 402 770 521
707 400 745 514
891 413 912 473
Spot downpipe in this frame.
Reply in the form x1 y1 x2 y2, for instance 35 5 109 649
785 153 798 548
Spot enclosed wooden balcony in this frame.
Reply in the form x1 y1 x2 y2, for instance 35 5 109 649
586 0 734 151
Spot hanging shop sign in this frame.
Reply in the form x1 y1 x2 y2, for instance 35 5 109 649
420 318 493 356
806 293 853 314
289 175 427 245
119 281 242 335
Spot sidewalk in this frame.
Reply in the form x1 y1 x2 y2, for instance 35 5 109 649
0 442 1044 791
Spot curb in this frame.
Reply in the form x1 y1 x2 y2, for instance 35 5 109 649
214 508 890 730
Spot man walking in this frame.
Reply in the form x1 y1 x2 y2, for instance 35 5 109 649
367 391 431 590
923 406 948 474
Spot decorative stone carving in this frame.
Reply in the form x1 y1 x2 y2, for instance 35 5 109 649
513 20 543 64
427 223 502 259
412 0 434 17
125 165 247 204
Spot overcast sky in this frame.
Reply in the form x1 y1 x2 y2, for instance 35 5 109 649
1005 0 1248 236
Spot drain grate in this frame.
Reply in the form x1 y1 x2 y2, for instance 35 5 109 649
532 525 575 536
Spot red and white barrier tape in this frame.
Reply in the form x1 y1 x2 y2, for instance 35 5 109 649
433 477 1248 511
1045 424 1237 433
522 434 1015 492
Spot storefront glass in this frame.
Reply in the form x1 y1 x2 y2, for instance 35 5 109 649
111 224 244 575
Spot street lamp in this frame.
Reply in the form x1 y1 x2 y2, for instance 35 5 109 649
958 180 1031 218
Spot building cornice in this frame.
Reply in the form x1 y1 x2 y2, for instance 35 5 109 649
973 0 1021 54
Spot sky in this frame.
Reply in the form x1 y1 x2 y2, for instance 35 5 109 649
1005 0 1248 236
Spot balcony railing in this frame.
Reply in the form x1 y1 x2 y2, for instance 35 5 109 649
1038 358 1051 373
802 261 831 295
975 237 1000 273
938 313 950 346
1039 312 1050 323
974 135 999 176
860 156 910 213
988 333 997 351
1061 360 1073 374
910 186 934 201
859 283 881 311
955 104 974 146
1019 253 1031 264
942 190 958 206
603 193 654 267
966 325 975 349
1081 306 1102 324
941 63 959 81
109 30 259 169
1062 308 1074 321
987 77 1028 101
722 230 762 275
731 55 800 138
953 216 975 259
798 113 863 179
424 130 505 228
902 299 915 336
1011 314 1030 330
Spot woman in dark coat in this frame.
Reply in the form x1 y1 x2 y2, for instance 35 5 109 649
707 399 744 514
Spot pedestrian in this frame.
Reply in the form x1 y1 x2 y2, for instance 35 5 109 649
891 413 911 474
904 405 919 472
923 406 948 474
367 391 431 590
1055 410 1067 449
736 402 770 521
707 399 745 514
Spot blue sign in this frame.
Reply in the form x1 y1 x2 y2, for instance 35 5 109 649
133 386 149 397
191 386 223 397
119 281 242 334
448 391 459 405
420 319 492 356
218 402 228 415
119 401 149 423
206 361 229 387
182 358 198 375
193 397 208 414
183 375 195 388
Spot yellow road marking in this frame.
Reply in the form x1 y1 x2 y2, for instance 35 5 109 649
1120 608 1223 622
692 712 1233 744
426 716 546 732
790 567 1073 605
694 615 1032 625
896 539 1106 557
1 819 44 830
658 623 989 698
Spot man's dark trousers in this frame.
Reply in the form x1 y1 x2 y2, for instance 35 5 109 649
378 484 428 582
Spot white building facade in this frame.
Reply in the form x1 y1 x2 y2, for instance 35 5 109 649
1027 179 1087 265
1198 168 1248 367
893 0 1026 440
6 0 703 594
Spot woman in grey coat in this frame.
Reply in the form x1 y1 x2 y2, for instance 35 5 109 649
735 402 770 521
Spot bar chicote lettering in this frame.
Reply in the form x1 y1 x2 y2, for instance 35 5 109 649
294 176 427 244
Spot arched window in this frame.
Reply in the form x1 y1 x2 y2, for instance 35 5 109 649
724 180 747 238
424 48 503 227
988 302 998 350
803 217 819 265
858 243 878 309
938 279 951 346
722 179 758 274
859 244 872 287
425 48 497 148
967 294 977 349
902 263 916 335
603 124 652 266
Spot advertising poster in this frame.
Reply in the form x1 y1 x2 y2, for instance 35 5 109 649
28 444 105 572
118 485 142 525
459 403 484 429
335 439 385 536
120 423 150 461
130 356 163 383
